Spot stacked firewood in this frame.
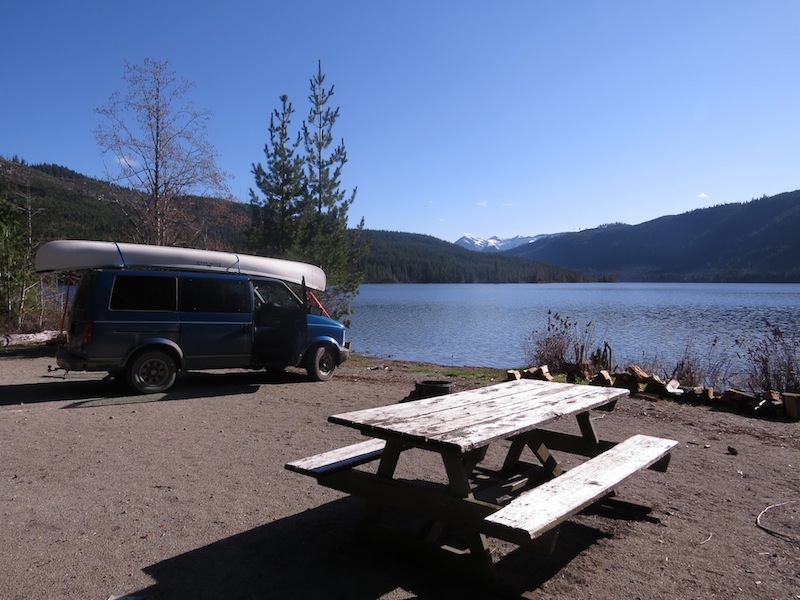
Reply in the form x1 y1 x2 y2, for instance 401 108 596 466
507 364 800 421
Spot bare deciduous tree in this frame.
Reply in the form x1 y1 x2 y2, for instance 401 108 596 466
95 58 229 246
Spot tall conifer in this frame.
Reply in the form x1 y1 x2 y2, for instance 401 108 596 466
249 95 305 257
293 62 366 321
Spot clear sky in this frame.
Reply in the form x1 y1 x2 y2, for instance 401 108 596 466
3 1 800 242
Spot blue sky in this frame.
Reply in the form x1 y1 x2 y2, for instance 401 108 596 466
4 1 800 242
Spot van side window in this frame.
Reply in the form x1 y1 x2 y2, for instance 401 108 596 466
110 275 177 311
180 278 249 313
253 280 302 310
71 272 96 311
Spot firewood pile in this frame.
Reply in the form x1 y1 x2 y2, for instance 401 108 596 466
507 364 800 422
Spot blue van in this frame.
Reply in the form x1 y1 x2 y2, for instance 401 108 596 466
36 241 350 393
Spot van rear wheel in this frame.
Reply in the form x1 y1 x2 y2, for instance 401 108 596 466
127 350 177 393
306 345 336 381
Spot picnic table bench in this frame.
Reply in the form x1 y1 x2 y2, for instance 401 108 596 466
286 379 677 580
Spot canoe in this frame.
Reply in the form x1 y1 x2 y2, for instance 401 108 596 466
34 240 327 290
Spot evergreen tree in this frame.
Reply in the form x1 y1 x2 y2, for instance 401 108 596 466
249 95 305 257
293 62 366 321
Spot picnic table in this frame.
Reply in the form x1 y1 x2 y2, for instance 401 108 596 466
286 379 677 580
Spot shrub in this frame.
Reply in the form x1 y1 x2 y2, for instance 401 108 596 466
525 310 570 372
525 311 611 374
735 320 799 394
668 338 733 389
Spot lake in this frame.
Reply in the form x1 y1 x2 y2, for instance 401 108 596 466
348 283 800 382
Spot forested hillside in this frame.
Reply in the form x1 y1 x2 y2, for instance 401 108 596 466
1 158 584 284
362 230 600 283
6 156 796 284
0 157 250 250
505 191 800 282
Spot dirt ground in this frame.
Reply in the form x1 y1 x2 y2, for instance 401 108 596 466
1 348 799 600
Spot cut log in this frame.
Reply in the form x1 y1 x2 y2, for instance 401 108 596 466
522 365 553 381
591 370 613 387
612 372 640 393
627 364 650 381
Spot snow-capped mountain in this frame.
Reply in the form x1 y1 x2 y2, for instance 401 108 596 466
454 234 553 253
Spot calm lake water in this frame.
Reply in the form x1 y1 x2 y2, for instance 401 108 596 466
348 283 800 380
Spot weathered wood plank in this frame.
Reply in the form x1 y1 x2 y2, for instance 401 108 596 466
329 379 537 426
364 385 620 437
328 380 628 452
484 434 678 544
284 438 386 477
329 379 609 429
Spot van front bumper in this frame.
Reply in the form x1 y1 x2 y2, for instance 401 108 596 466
338 344 350 364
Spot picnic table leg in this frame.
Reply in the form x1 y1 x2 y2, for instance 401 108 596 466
440 448 488 495
440 450 495 576
576 411 600 446
363 440 405 521
525 411 606 479
355 444 497 580
503 410 603 474
501 438 526 471
375 439 404 477
528 438 564 478
502 434 564 478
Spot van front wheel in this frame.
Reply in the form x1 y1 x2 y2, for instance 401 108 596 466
306 345 336 381
127 350 177 393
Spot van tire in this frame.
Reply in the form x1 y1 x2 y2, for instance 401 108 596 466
127 350 177 393
306 345 336 381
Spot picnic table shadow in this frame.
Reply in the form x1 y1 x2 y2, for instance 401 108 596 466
127 494 609 600
0 369 313 408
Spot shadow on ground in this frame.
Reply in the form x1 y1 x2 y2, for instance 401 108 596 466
127 496 607 600
0 369 312 408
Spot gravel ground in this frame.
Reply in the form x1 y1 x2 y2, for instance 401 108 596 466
1 349 799 599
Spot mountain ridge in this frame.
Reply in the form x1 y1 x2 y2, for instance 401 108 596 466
503 191 800 281
3 156 799 282
454 234 555 253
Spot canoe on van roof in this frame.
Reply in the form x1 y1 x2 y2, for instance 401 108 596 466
35 240 327 291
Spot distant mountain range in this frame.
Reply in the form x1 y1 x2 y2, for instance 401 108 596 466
494 191 800 282
454 234 555 253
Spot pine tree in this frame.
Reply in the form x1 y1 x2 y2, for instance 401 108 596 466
249 95 305 257
293 62 366 322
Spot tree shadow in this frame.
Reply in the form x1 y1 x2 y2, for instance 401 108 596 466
126 497 608 600
0 369 314 408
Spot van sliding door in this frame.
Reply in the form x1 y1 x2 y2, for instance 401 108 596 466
178 276 252 369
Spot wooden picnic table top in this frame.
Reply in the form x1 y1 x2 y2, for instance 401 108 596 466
328 379 629 453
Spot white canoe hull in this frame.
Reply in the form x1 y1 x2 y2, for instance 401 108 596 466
35 240 327 291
